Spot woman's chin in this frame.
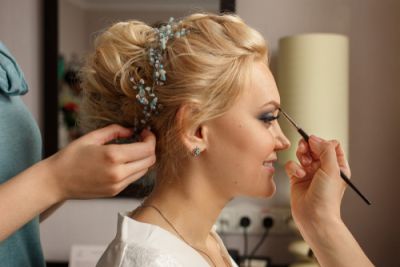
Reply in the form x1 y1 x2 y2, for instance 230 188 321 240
234 176 277 198
249 179 277 198
262 184 276 197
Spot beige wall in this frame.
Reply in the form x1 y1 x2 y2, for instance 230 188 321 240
238 0 400 266
0 0 42 128
84 9 192 54
59 2 219 61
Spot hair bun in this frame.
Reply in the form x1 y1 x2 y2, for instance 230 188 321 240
80 20 156 132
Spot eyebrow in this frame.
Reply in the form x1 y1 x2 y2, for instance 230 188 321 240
259 100 281 109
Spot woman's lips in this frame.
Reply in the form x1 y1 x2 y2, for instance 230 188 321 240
262 160 275 173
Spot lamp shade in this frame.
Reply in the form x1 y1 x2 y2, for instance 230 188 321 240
277 33 349 164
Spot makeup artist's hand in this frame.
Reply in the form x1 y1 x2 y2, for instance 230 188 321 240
42 124 156 201
284 138 374 267
284 135 351 227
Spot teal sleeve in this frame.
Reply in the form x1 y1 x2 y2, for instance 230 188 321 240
0 41 45 267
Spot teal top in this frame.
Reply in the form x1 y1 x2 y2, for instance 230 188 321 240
0 42 45 267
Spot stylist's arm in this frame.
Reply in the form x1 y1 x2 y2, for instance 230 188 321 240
285 135 374 267
0 124 156 242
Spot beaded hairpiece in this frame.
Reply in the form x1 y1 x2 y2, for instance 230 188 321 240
131 17 189 136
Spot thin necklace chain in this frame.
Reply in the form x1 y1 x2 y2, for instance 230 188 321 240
137 204 230 267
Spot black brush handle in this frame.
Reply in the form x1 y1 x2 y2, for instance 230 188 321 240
340 170 371 205
298 128 310 141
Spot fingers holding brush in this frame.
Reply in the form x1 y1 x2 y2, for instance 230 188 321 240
298 136 350 179
285 160 306 181
331 139 351 178
296 139 320 175
296 139 312 165
307 136 347 180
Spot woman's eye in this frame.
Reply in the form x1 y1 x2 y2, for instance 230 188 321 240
259 112 280 125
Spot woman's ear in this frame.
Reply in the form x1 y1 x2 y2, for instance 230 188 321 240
176 104 208 155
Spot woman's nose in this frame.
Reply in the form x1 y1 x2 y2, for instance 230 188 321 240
274 122 291 151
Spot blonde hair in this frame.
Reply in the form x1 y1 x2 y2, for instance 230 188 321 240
80 13 268 183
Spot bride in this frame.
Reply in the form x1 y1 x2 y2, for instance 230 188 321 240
79 13 373 267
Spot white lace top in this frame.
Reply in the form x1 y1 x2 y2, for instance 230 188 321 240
96 212 238 267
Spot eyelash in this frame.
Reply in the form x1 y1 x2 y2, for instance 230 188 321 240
259 112 280 126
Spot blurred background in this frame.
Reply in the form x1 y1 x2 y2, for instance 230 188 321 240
0 0 399 266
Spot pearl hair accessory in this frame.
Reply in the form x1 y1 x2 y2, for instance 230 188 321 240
131 17 189 136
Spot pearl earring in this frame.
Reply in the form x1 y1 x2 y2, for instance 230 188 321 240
192 147 201 157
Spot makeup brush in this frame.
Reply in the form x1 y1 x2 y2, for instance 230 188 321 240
279 108 371 205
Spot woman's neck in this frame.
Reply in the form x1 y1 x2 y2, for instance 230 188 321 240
137 172 231 249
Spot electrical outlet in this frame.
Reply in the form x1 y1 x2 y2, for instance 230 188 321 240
215 204 292 235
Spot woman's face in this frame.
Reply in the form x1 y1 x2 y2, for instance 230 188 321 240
203 62 290 198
